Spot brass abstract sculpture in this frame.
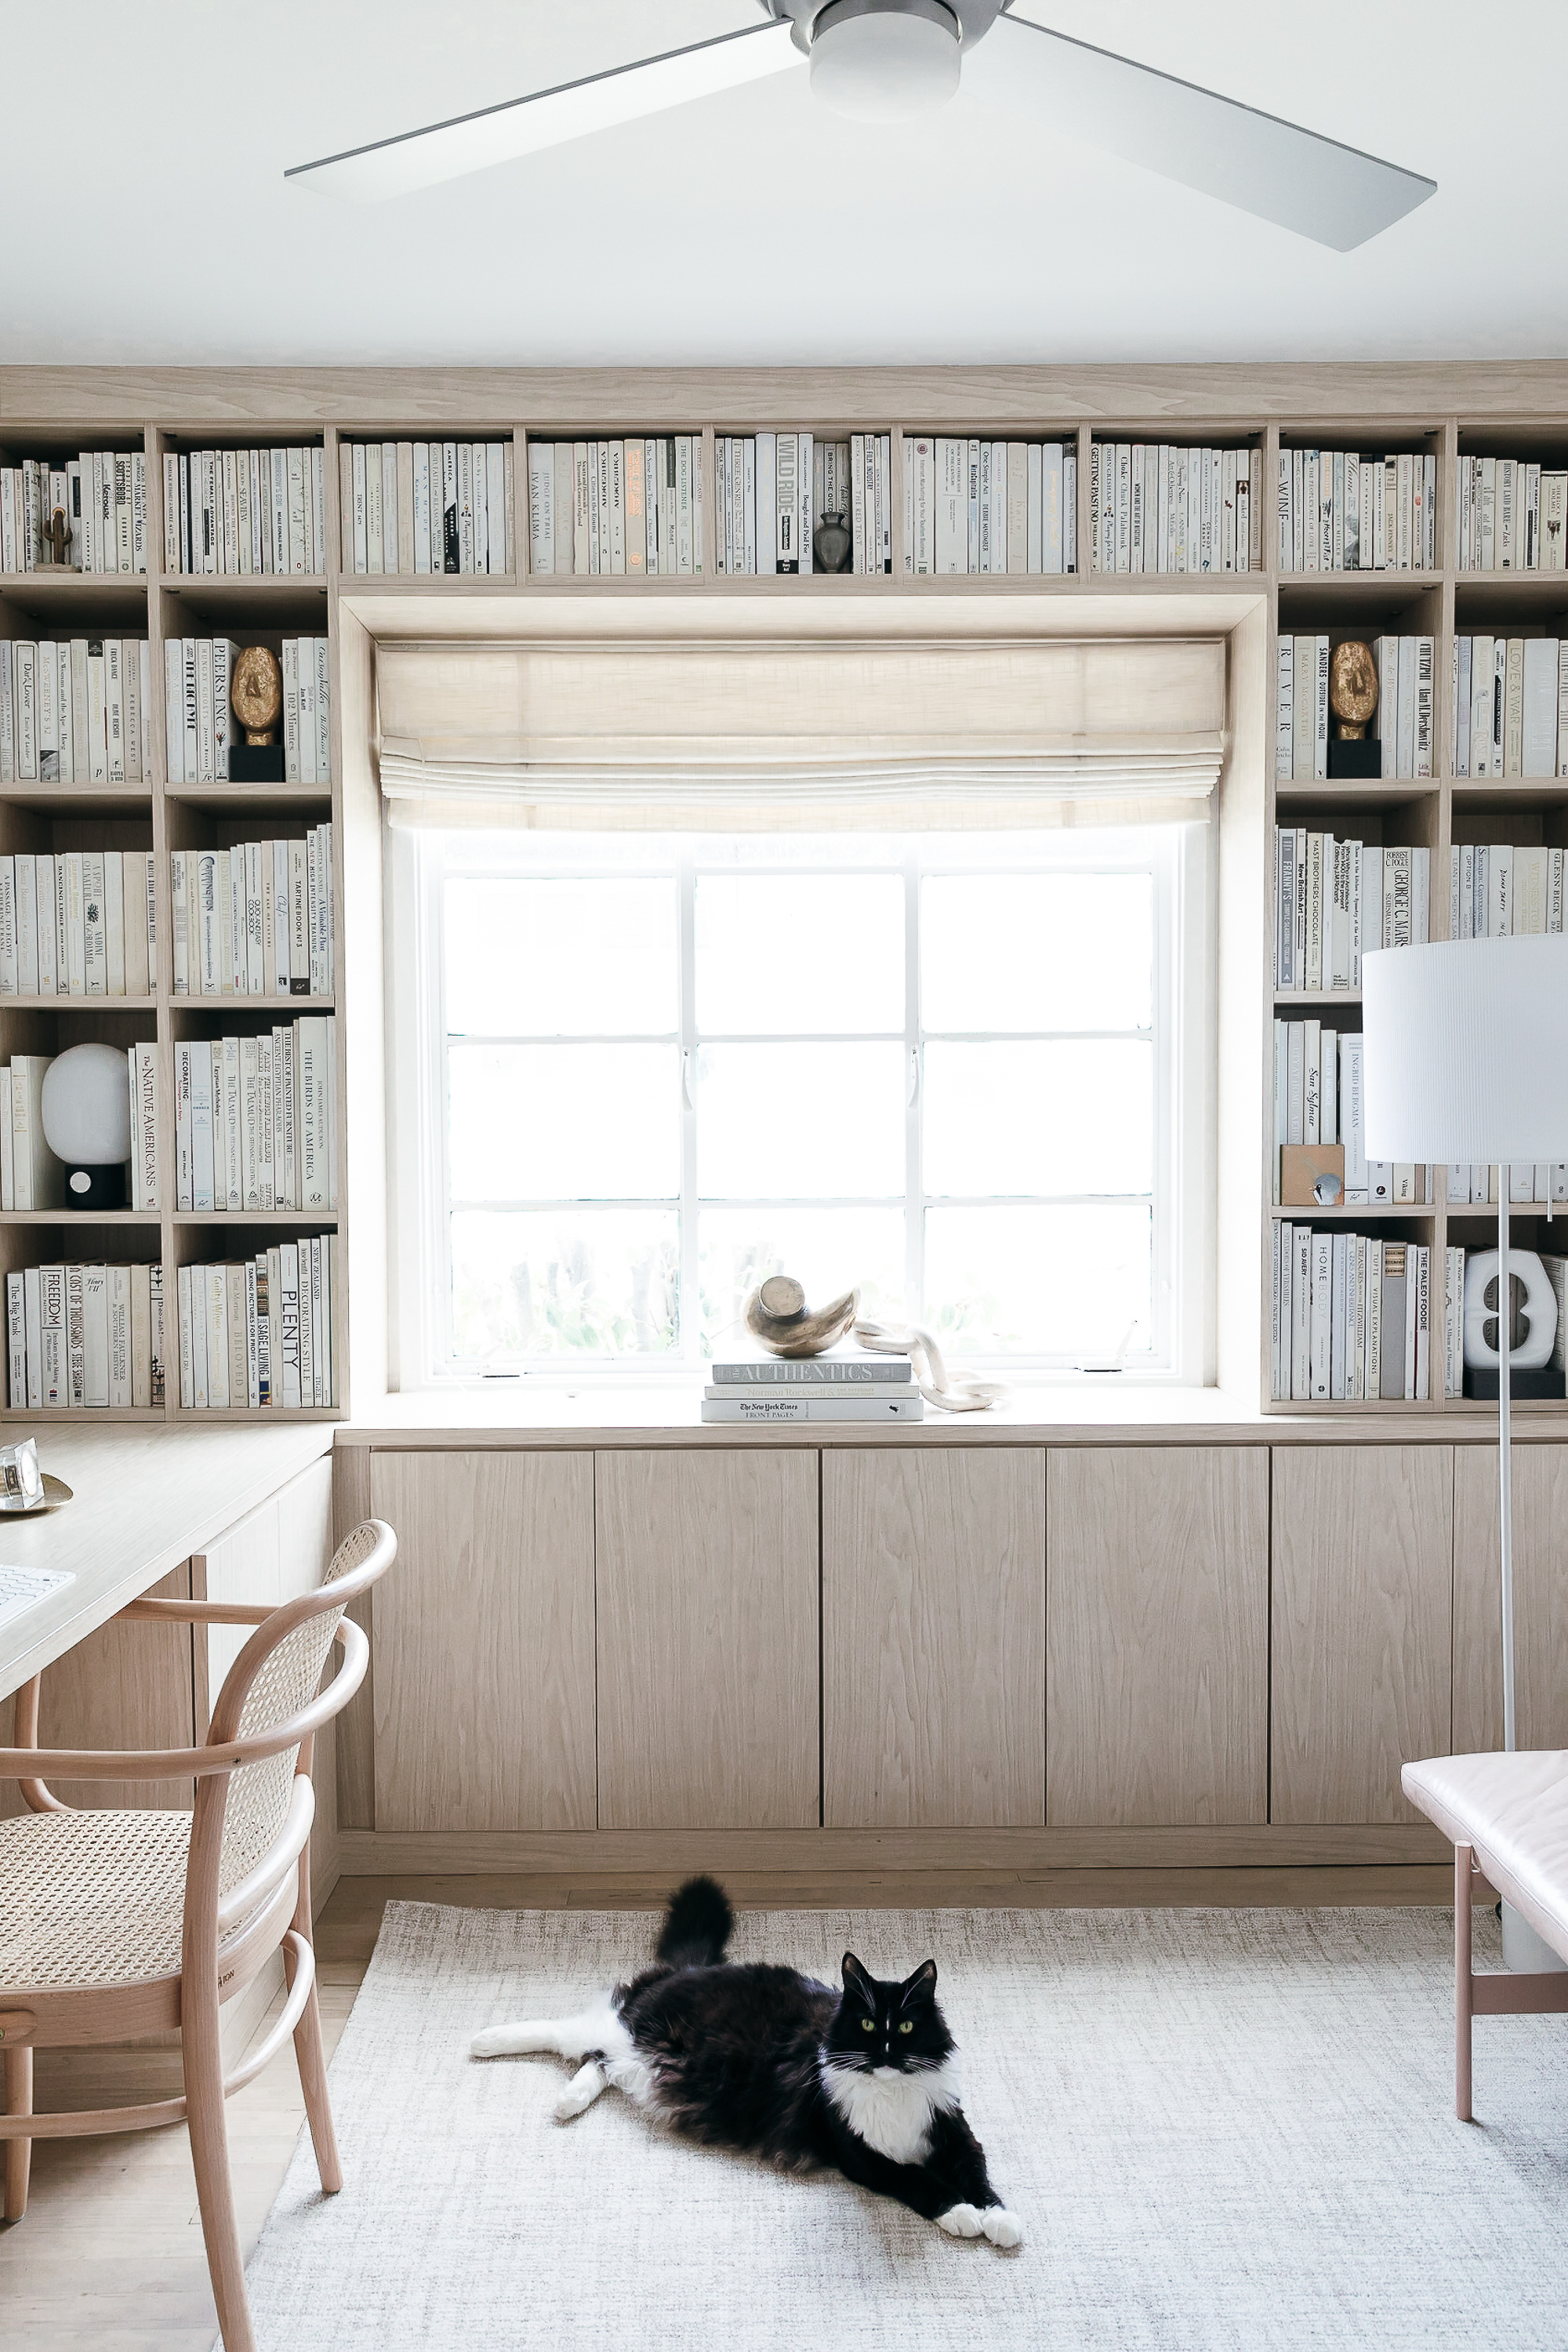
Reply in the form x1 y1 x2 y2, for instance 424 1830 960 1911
231 644 283 744
1329 638 1378 739
743 1274 859 1358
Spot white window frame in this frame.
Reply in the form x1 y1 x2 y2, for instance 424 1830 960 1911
387 818 1214 1389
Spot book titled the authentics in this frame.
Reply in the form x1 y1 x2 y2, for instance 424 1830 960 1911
708 1353 913 1385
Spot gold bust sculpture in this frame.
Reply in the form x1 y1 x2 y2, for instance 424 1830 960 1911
1328 638 1378 740
231 644 283 745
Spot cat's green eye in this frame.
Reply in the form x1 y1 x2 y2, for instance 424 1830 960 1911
861 2017 875 2031
898 2020 914 2034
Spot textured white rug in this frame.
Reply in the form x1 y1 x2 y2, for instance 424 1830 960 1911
235 1901 1568 2351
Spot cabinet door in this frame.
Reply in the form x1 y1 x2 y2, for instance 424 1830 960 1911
1047 1446 1269 1826
1454 1443 1568 1752
1272 1446 1453 1824
369 1450 596 1833
823 1448 1045 1829
595 1450 819 1831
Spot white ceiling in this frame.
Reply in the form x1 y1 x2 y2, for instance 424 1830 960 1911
5 0 1566 369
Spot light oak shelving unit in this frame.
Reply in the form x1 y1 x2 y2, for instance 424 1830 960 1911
7 365 1568 1425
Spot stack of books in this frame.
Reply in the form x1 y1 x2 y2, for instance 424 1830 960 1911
177 1239 336 1410
171 829 333 998
1453 636 1566 776
0 849 156 996
1276 449 1436 572
165 446 325 576
340 439 512 576
1274 829 1430 991
6 1261 166 1410
1089 442 1256 575
1 451 148 574
1457 457 1566 571
908 437 1076 575
702 1352 924 1422
528 437 702 575
1 637 152 783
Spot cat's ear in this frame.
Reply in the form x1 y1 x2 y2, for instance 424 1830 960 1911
842 1951 873 1998
902 1959 938 1998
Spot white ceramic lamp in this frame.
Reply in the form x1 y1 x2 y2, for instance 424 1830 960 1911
41 1042 132 1210
1363 935 1568 1973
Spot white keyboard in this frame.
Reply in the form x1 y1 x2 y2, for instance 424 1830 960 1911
0 1563 73 1634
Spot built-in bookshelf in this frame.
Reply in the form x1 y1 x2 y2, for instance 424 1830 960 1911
8 369 1568 1424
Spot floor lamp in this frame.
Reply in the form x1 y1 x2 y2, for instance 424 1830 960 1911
1363 933 1568 1973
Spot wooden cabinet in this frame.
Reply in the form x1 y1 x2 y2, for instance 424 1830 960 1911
823 1447 1045 1829
1454 1442 1568 1753
594 1449 819 1831
1047 1446 1269 1825
1271 1446 1453 1824
368 1450 595 1833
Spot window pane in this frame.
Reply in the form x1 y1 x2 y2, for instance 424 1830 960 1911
922 872 1153 1032
698 1207 906 1353
445 877 676 1036
449 1044 678 1201
924 1040 1152 1197
695 873 904 1034
698 1043 905 1199
924 1205 1152 1358
452 1209 678 1358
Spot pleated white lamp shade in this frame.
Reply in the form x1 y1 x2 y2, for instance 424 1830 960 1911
1362 935 1568 1163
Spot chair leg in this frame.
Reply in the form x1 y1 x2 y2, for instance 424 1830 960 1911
2 2045 32 2221
286 1935 342 2194
1455 1840 1474 2125
183 1975 256 2352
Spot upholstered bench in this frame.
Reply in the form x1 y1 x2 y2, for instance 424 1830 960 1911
1402 1751 1568 2121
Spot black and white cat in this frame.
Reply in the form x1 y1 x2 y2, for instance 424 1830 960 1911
471 1875 1022 2248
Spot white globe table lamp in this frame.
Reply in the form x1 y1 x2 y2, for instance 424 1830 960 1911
40 1041 133 1210
1363 934 1568 1973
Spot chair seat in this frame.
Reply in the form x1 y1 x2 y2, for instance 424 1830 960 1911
1403 1750 1568 1963
0 1807 201 1992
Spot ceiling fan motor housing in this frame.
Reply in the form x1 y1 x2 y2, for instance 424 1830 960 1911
808 0 965 121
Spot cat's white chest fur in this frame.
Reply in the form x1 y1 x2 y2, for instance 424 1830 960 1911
821 2058 961 2166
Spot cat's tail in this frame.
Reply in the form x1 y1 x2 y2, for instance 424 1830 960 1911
655 1875 734 1969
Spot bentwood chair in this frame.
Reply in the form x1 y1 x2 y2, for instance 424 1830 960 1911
0 1515 397 2352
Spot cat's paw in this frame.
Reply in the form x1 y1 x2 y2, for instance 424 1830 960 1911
554 2063 606 2122
937 2203 985 2238
470 2027 513 2058
983 2208 1024 2249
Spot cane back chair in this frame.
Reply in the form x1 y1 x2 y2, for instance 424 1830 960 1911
0 1515 397 2352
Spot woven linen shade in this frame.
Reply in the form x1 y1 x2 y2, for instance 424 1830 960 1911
374 633 1227 830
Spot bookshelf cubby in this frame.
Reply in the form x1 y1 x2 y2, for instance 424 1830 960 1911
5 368 1568 1424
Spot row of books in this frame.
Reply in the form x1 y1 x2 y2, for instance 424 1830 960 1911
0 1047 158 1212
1276 635 1435 782
1453 637 1568 778
5 1261 165 1410
906 438 1076 576
176 1241 337 1410
170 833 333 1000
1088 444 1259 575
1271 1228 1441 1402
174 1020 336 1214
162 637 331 786
1273 832 1432 992
163 447 325 578
0 852 155 998
1271 1023 1428 1207
1 452 148 575
1450 840 1565 942
1456 457 1567 572
341 440 513 577
1 637 151 784
1276 449 1437 572
527 437 704 576
700 1352 923 1422
714 434 836 575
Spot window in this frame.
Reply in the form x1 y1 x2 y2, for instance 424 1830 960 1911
392 824 1210 1382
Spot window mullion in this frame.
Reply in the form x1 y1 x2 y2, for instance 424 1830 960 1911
678 853 700 1360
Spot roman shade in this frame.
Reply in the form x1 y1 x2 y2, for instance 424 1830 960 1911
375 634 1227 830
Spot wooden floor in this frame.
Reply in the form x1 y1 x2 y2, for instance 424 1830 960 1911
4 1864 1454 2350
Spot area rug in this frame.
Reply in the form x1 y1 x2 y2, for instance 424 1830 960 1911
234 1901 1568 2351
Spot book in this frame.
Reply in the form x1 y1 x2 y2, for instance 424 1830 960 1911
709 1356 913 1385
701 1394 924 1422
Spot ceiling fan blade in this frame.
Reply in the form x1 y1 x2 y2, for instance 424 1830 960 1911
971 12 1436 251
286 19 800 201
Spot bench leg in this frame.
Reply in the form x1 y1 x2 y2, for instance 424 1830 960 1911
1455 1841 1474 2124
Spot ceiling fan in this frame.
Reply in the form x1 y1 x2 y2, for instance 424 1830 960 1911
286 1 1436 252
